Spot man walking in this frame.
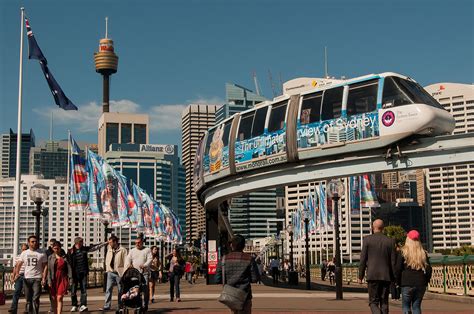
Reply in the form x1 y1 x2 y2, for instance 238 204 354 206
101 235 127 311
216 234 260 314
359 219 396 314
125 235 152 311
270 258 280 284
69 237 107 312
14 236 47 314
321 259 328 281
8 244 28 313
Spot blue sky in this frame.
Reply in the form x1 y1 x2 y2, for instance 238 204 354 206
1 0 473 154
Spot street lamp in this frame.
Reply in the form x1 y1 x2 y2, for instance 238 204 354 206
100 217 112 292
286 224 294 271
29 184 49 246
302 208 312 290
328 179 344 300
280 232 286 262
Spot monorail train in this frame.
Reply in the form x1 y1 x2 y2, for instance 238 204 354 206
193 72 455 193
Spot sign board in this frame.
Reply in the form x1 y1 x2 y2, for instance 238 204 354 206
208 251 218 275
208 240 216 252
139 144 175 155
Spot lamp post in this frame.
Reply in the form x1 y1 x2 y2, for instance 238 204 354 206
280 232 285 262
287 224 294 271
328 179 344 300
302 209 312 290
29 184 49 246
100 218 112 292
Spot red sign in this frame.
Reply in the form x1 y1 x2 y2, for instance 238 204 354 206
208 252 218 275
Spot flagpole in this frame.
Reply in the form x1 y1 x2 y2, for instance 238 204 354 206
65 130 71 250
13 7 25 260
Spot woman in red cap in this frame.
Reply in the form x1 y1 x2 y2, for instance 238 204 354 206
397 230 432 314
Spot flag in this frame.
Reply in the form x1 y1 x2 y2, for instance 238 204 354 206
350 176 361 214
360 174 380 208
69 134 88 211
86 149 105 218
25 17 77 110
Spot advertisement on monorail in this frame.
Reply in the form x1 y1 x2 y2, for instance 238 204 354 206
297 111 379 149
203 125 230 176
234 128 287 172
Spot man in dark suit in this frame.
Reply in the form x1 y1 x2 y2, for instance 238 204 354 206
358 219 396 314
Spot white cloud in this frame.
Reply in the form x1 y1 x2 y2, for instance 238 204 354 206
148 104 188 131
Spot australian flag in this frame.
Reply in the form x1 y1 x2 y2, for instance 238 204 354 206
25 17 77 110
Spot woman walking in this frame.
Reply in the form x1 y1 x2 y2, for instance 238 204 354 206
166 248 185 302
397 230 432 314
149 246 162 303
47 241 71 314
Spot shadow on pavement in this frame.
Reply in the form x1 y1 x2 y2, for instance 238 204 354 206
259 274 367 293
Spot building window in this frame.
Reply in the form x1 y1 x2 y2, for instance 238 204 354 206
106 123 119 152
134 124 147 144
121 123 132 144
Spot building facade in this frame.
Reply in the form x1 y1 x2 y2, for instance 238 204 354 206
1 129 35 178
29 141 68 179
422 83 474 251
181 104 219 242
0 175 104 265
98 112 149 156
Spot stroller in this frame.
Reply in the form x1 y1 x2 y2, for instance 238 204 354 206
119 267 146 313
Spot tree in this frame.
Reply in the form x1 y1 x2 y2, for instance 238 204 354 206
383 225 406 246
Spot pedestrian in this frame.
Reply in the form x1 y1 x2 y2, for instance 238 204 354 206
47 241 72 314
327 258 336 285
256 258 263 284
68 236 107 312
166 248 185 302
125 235 152 311
8 243 28 314
191 258 198 283
270 258 280 284
216 234 260 314
390 244 402 301
45 238 66 313
397 230 432 314
358 219 396 314
184 259 192 283
101 235 127 311
282 259 290 282
321 259 328 281
149 245 162 303
14 235 47 314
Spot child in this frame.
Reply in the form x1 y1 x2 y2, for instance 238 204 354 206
121 278 140 301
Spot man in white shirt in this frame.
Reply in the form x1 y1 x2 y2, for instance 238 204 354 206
8 243 28 313
125 235 152 311
14 235 47 314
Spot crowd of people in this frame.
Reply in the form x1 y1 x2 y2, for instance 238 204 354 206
8 220 432 314
8 234 206 313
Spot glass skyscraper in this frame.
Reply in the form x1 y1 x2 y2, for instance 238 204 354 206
29 141 68 179
1 129 35 178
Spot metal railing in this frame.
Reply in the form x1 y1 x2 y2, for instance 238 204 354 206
1 266 104 295
309 255 474 297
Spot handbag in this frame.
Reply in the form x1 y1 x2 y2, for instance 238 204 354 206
217 257 248 311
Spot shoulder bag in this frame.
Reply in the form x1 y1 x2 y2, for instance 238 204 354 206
218 257 248 311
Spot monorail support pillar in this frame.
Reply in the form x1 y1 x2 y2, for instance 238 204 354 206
206 204 219 285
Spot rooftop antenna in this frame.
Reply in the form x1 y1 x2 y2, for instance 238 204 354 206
324 46 329 79
105 16 108 38
252 71 261 96
268 69 277 97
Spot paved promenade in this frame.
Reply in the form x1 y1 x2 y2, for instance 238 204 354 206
1 277 472 313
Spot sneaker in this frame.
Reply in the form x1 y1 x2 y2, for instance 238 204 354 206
8 309 17 313
99 307 110 311
176 298 181 302
70 307 78 312
79 305 88 312
151 298 155 303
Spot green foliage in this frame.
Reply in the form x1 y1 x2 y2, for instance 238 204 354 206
436 245 474 256
383 225 406 246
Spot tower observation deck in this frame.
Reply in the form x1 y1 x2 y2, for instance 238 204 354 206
94 17 118 113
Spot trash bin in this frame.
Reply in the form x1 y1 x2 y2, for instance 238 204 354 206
288 271 298 285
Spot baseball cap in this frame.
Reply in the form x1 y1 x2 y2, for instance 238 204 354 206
407 230 420 241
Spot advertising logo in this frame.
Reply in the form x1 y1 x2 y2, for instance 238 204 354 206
382 111 395 127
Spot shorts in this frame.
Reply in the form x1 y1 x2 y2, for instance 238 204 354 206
151 271 160 281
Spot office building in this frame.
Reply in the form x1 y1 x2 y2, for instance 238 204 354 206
29 141 68 179
105 143 186 245
0 175 104 265
216 83 267 122
98 112 149 156
1 129 35 178
181 104 219 242
422 83 474 251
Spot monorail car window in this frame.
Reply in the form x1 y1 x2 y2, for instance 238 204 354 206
300 92 322 124
204 129 215 156
268 101 288 133
382 77 413 108
346 80 378 116
251 107 268 137
321 87 343 120
222 119 232 147
238 112 255 141
398 78 445 110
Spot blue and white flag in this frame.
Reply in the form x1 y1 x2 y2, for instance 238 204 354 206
69 134 88 211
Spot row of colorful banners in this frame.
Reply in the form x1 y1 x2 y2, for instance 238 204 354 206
291 176 379 242
69 135 182 243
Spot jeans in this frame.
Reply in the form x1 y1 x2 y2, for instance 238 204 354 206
231 299 252 314
401 286 426 314
169 273 181 299
24 278 42 314
367 280 391 314
71 273 88 307
10 274 24 311
142 272 150 308
104 272 122 309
